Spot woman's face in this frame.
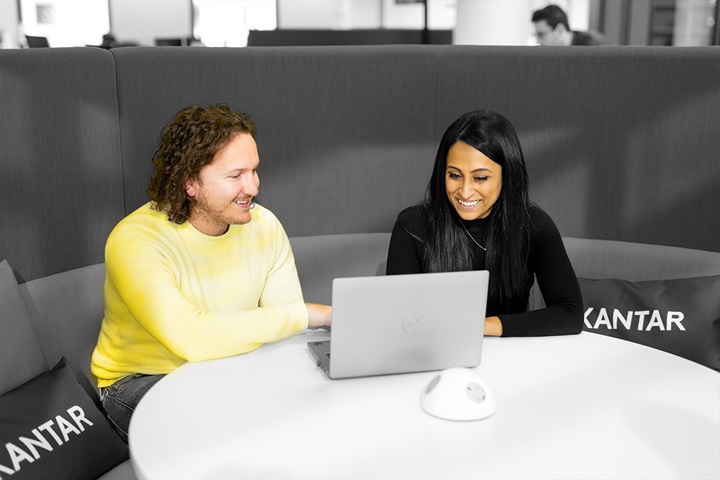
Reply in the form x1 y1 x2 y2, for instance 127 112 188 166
444 141 503 221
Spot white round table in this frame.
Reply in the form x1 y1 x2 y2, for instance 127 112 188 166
130 331 719 480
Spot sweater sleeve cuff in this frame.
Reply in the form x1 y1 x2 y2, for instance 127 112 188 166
293 301 310 331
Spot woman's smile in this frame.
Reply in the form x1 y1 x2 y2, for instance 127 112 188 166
457 198 481 209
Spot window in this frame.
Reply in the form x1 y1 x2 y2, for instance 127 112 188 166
20 0 110 47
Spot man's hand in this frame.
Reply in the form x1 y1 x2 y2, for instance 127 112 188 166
306 303 332 328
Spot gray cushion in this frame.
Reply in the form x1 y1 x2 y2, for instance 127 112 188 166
580 275 720 371
0 259 47 394
0 357 128 479
19 263 106 392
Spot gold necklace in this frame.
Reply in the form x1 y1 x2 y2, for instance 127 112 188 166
460 221 487 251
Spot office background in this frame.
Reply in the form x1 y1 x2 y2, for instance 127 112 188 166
0 0 718 50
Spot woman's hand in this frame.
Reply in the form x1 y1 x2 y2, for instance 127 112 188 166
484 316 503 336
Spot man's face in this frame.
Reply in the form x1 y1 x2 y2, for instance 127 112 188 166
533 20 565 46
185 132 260 236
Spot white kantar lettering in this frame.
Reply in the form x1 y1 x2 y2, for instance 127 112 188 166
667 311 686 331
6 442 34 472
19 429 54 459
37 420 63 446
0 406 95 476
67 405 94 431
584 308 686 332
635 310 651 330
646 311 665 331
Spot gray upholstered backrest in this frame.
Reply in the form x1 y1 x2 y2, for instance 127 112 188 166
291 233 720 312
110 45 720 252
2 45 720 284
433 46 720 252
290 233 392 305
111 45 437 237
563 236 720 281
530 237 720 310
0 48 125 282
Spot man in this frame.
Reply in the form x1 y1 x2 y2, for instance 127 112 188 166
91 104 331 442
532 4 604 46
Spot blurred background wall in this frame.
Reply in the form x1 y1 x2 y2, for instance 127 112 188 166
1 0 717 49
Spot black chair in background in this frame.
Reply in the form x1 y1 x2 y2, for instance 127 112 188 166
26 35 50 48
154 37 199 46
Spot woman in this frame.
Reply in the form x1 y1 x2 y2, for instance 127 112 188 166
386 109 583 336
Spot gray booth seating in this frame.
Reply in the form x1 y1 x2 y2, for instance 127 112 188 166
2 45 720 479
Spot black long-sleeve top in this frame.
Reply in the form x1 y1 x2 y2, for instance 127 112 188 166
386 204 583 337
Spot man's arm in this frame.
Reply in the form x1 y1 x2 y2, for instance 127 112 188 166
105 212 309 363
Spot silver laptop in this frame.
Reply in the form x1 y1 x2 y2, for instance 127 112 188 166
307 270 489 379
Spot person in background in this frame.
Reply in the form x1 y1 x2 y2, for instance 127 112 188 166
532 4 604 46
91 104 331 442
386 109 583 337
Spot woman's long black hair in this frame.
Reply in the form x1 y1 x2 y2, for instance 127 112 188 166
424 109 533 313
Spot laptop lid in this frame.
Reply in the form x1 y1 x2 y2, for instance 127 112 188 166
309 270 489 379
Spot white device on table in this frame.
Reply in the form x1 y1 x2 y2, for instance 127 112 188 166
307 270 489 379
419 367 497 421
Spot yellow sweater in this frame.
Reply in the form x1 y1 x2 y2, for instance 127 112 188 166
91 202 308 387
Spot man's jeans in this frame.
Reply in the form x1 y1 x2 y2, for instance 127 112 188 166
101 373 165 443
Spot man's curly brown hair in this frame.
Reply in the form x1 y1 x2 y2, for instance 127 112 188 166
147 104 256 224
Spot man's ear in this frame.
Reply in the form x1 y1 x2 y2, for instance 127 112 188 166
185 178 197 198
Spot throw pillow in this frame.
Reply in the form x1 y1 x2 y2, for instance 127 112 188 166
580 275 720 371
0 259 47 394
0 357 129 479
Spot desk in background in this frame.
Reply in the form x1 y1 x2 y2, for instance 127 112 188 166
130 332 719 480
